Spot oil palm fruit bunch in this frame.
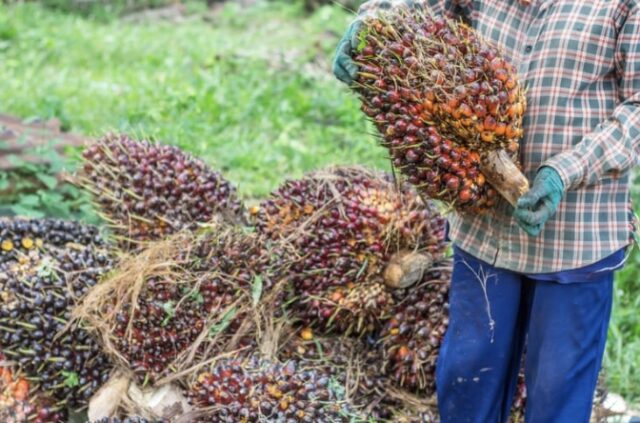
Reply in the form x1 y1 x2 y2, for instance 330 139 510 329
380 261 451 394
253 167 447 335
187 355 354 422
81 227 274 385
0 218 105 265
351 8 527 211
0 361 65 423
80 134 244 248
0 244 114 418
279 329 410 422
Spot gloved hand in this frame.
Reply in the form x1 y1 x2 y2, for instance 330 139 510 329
332 18 364 85
332 0 420 85
513 167 565 237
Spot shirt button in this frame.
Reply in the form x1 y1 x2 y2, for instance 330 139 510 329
525 45 533 53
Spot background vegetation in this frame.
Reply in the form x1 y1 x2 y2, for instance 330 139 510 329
0 0 638 405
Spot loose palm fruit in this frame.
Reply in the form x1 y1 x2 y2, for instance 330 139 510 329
0 361 65 423
80 134 244 248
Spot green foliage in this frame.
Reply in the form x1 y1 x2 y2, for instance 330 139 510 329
0 1 378 200
35 0 186 21
0 144 98 222
606 247 640 403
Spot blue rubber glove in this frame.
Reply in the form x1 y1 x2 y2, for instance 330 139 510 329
513 167 565 237
332 18 364 85
332 0 421 85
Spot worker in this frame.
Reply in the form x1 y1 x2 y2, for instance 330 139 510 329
332 1 640 422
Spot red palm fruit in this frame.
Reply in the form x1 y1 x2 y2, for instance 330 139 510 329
252 167 447 335
350 8 526 212
0 365 64 423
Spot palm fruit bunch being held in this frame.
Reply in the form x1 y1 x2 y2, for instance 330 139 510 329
0 220 114 420
187 354 355 422
351 7 528 210
252 166 447 335
80 134 245 248
76 226 274 385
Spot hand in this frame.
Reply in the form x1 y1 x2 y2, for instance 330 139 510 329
332 0 420 85
332 18 364 85
513 167 565 237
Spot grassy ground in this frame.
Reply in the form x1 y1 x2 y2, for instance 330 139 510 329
0 1 385 198
0 0 639 406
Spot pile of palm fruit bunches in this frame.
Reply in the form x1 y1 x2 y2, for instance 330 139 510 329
0 131 536 423
351 6 527 211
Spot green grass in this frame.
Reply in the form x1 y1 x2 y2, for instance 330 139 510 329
0 0 639 407
0 1 384 199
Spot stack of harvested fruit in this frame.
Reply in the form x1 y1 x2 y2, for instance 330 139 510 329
351 7 528 210
74 226 276 385
0 133 540 422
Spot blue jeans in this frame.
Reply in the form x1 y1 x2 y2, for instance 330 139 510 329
436 246 625 423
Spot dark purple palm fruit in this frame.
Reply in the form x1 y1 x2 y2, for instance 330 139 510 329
0 244 114 419
80 134 245 249
351 7 526 211
188 355 355 422
252 166 447 335
0 218 105 266
105 227 276 384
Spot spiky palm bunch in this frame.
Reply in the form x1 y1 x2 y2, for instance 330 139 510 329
253 167 447 335
352 7 526 210
80 134 245 248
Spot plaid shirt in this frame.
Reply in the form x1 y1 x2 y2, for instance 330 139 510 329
357 0 640 273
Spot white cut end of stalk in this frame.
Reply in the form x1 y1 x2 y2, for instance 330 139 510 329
88 372 130 421
479 149 529 207
384 251 433 289
128 382 193 419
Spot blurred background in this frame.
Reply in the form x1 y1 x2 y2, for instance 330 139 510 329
0 0 638 411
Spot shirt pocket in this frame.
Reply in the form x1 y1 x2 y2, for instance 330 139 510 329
537 3 617 87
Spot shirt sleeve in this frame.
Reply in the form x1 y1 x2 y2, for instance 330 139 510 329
544 3 640 190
